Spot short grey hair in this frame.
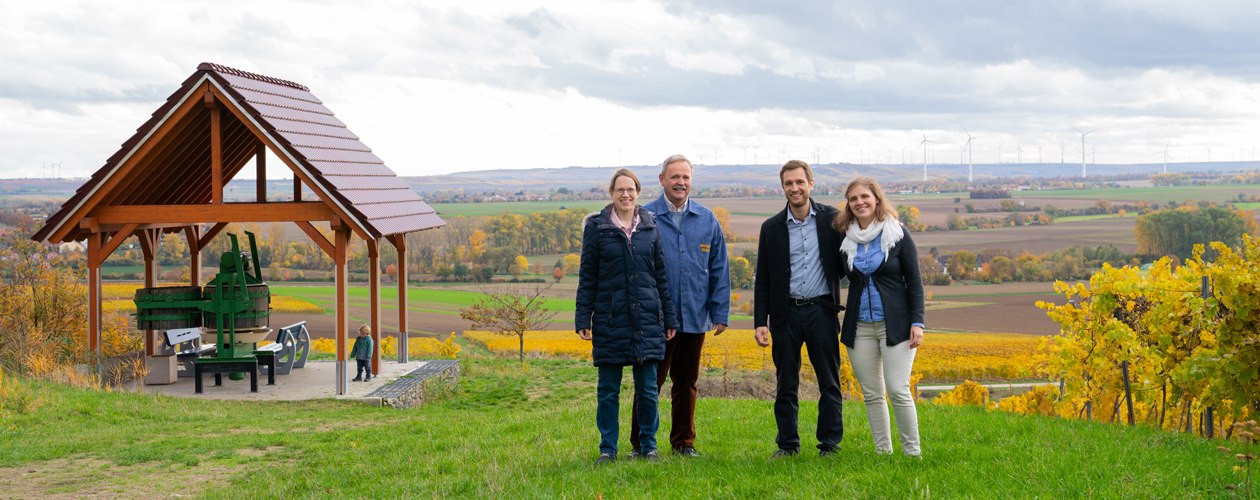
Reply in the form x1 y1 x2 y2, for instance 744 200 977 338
659 154 693 176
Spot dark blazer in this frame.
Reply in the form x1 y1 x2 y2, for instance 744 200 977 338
838 225 925 348
575 205 679 366
754 199 843 329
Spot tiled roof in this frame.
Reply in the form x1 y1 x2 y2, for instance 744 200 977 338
33 62 444 243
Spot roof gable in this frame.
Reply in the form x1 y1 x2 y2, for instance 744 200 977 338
33 63 443 243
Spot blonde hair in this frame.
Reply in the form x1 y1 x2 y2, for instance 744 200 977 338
358 324 371 335
834 176 899 230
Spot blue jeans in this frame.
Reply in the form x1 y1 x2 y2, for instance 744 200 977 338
596 362 659 455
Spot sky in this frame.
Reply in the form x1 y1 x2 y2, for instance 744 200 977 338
3 0 1260 179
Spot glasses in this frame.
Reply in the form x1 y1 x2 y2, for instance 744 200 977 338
612 188 638 195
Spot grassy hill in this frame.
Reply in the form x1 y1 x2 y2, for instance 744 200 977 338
0 353 1241 497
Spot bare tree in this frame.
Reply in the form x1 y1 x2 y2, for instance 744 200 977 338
459 284 557 364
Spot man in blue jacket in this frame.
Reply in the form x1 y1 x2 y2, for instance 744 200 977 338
630 154 731 458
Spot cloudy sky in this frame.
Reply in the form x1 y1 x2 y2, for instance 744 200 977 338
3 0 1260 179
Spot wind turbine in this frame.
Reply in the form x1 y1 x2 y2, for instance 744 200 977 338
963 129 979 183
1073 127 1095 178
919 135 934 181
1162 142 1171 174
1017 146 1024 164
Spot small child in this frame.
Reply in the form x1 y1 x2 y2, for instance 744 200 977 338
350 324 374 382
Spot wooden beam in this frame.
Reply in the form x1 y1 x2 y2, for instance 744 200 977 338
97 223 139 267
368 238 380 375
93 202 334 224
389 234 408 362
210 95 222 205
334 227 350 396
295 221 334 257
256 142 266 202
137 227 157 261
48 81 213 244
99 222 190 234
79 217 99 235
198 222 228 251
293 177 302 202
184 225 202 288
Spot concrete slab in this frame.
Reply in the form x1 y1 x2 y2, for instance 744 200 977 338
125 359 432 403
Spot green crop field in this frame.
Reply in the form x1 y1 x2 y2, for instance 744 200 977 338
430 200 607 217
269 284 577 315
1027 184 1260 202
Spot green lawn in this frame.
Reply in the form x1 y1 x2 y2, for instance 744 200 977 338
0 353 1242 497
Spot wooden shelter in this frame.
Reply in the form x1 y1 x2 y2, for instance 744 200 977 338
32 63 444 395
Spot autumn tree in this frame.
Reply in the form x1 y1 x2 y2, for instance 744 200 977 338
511 255 530 277
729 255 754 289
1134 206 1256 260
459 285 558 363
468 229 487 262
562 253 580 274
712 206 736 242
897 205 925 232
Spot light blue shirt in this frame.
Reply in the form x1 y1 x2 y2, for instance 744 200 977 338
854 234 887 322
786 206 829 299
854 231 926 329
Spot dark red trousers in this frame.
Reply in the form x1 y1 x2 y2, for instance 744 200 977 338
631 332 706 451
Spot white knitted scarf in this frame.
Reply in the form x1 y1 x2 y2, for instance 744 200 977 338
840 218 904 271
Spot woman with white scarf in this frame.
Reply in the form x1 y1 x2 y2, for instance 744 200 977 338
833 176 925 457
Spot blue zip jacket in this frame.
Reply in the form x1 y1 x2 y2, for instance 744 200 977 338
643 195 730 334
575 205 679 366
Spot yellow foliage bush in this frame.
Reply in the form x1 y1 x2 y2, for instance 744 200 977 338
996 385 1059 416
935 380 992 409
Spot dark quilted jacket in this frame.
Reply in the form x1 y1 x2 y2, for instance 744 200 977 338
575 205 678 366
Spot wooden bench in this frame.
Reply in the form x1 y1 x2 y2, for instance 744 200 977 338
193 357 259 394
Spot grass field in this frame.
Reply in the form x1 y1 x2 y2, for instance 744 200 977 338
268 284 577 316
0 352 1242 497
1052 212 1138 223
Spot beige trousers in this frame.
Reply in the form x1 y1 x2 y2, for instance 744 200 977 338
847 321 921 456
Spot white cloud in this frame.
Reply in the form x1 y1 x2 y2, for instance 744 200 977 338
1 0 1259 177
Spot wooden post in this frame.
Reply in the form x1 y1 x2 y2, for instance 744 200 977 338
293 177 302 202
368 238 381 375
184 225 202 289
392 234 409 363
139 229 159 356
86 232 103 357
256 142 266 203
334 222 350 395
1121 360 1135 425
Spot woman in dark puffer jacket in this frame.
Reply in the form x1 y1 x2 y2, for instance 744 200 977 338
576 168 678 464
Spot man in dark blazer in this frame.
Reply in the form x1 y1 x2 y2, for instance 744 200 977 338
753 159 845 458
